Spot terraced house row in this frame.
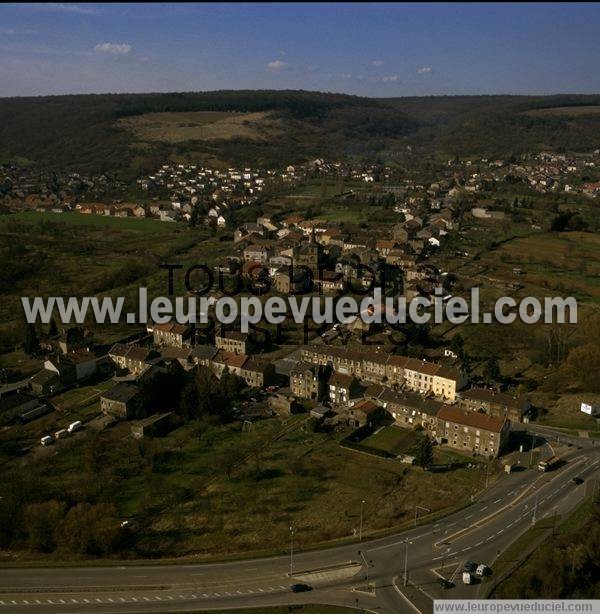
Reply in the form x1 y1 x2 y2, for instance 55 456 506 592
299 345 467 401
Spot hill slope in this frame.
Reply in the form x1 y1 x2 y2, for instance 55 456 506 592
2 90 600 173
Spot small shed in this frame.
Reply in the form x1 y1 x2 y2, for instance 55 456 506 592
131 412 175 439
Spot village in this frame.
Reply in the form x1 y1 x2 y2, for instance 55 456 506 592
2 146 600 469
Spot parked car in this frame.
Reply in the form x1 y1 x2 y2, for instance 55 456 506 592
462 572 472 585
572 477 584 485
68 420 83 433
40 435 54 446
476 564 488 576
439 578 454 589
54 428 69 440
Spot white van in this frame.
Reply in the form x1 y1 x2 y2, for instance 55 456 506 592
462 572 472 585
41 435 54 446
54 429 69 440
68 420 83 433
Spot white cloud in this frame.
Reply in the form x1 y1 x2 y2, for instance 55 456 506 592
371 60 384 67
382 75 399 83
267 60 288 71
417 66 432 74
28 3 100 15
94 42 133 55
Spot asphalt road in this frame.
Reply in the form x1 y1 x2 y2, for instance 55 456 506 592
0 431 598 614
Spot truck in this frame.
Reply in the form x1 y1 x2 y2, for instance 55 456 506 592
68 420 83 433
476 564 488 576
40 435 54 446
538 455 561 472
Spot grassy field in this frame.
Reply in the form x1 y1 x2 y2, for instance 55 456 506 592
531 393 600 431
2 412 489 560
0 211 178 233
361 426 421 456
0 211 232 352
118 111 280 143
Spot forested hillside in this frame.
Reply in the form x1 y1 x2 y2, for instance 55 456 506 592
2 90 600 174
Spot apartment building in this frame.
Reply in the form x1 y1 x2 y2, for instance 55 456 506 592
436 406 509 459
299 346 466 401
458 388 530 423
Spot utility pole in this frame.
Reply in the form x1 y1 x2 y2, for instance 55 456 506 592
289 525 294 577
403 540 410 587
529 434 536 467
359 499 365 541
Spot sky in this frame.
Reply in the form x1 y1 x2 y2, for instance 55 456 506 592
1 2 600 98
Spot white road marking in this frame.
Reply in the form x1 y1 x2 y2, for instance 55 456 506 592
493 498 502 504
481 506 488 511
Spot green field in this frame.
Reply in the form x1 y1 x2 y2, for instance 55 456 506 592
118 110 280 144
0 211 179 233
361 426 421 456
0 211 227 354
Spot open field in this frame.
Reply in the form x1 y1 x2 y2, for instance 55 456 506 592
1 412 490 561
361 426 421 456
118 111 281 143
0 211 177 233
0 211 233 353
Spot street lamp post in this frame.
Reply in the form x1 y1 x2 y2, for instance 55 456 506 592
359 499 365 541
289 525 294 577
403 540 410 587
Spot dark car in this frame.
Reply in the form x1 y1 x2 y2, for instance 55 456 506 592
290 583 312 593
439 578 454 589
572 477 584 485
463 560 478 573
